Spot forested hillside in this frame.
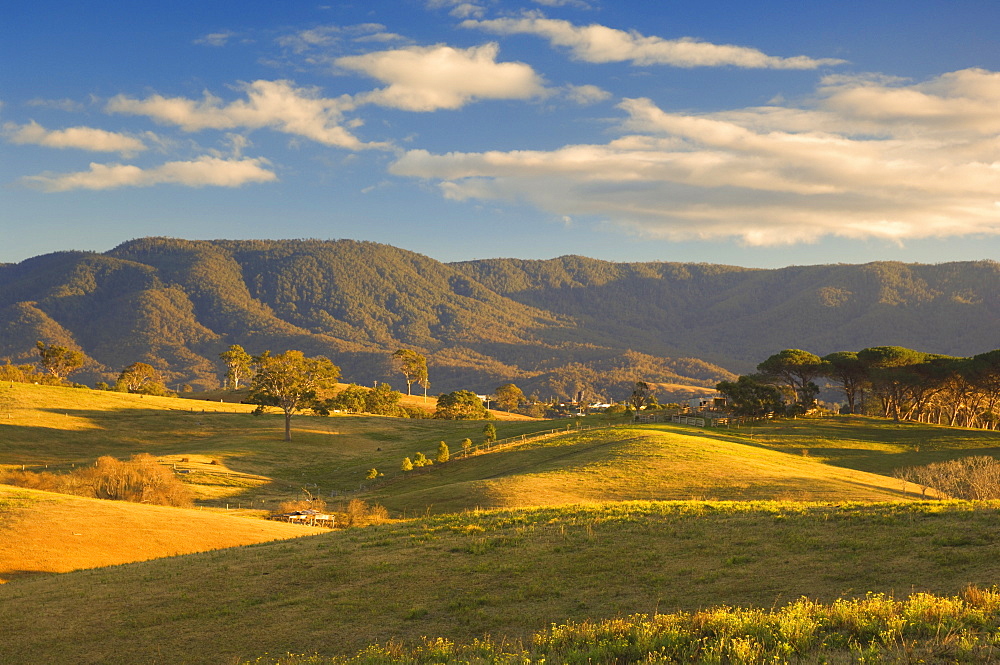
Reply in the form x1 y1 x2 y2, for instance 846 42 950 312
1 237 996 400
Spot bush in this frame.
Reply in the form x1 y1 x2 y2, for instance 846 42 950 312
0 453 194 507
343 499 389 527
894 456 1000 499
437 441 450 463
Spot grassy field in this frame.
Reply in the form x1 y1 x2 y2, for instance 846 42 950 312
5 384 1000 662
4 500 1000 663
0 383 559 510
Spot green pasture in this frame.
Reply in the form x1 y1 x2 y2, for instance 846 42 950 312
4 501 1000 664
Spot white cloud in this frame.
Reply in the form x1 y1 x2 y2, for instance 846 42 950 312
276 23 403 52
337 43 546 111
195 31 236 47
462 15 846 69
390 68 1000 245
563 83 611 105
4 121 146 155
427 0 488 19
23 156 277 192
533 0 592 8
26 98 86 112
107 80 386 150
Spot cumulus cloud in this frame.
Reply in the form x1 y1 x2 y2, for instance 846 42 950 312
462 15 846 69
106 80 386 150
337 43 546 111
4 121 147 155
23 156 277 192
390 68 1000 245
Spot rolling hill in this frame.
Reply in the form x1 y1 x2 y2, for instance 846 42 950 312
3 237 998 401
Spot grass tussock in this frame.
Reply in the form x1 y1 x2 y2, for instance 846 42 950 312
0 453 193 507
251 586 1000 664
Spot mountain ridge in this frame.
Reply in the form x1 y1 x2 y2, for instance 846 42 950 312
1 237 996 401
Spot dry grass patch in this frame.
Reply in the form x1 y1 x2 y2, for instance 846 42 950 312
0 484 324 583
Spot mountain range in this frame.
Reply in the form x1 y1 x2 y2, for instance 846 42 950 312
1 237 997 401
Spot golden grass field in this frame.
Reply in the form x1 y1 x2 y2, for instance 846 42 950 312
0 485 324 583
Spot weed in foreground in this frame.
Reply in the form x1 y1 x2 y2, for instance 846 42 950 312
249 586 1000 664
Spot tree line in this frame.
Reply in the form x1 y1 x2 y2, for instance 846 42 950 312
717 346 1000 429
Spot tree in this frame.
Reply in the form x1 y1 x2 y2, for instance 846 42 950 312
219 344 253 390
327 384 368 413
35 341 84 382
401 457 413 471
822 351 867 414
716 376 785 418
365 382 404 416
117 362 160 393
437 441 450 463
629 381 652 410
757 349 826 409
858 346 928 422
461 437 473 454
392 349 428 396
247 350 340 441
483 422 497 444
494 383 525 412
434 390 489 420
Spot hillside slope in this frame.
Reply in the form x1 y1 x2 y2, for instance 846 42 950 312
0 485 324 582
368 424 916 514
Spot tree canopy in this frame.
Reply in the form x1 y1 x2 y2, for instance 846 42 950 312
392 349 428 396
247 350 340 441
219 344 252 390
35 341 83 382
117 362 161 394
493 383 525 412
434 390 489 420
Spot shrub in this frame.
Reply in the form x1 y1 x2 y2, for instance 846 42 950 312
401 457 414 471
0 454 194 507
437 441 450 463
343 499 389 527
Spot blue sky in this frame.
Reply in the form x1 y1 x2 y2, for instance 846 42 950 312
3 0 1000 267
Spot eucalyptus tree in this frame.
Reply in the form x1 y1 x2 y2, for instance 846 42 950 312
35 341 84 382
248 350 340 441
219 344 252 390
392 349 428 396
